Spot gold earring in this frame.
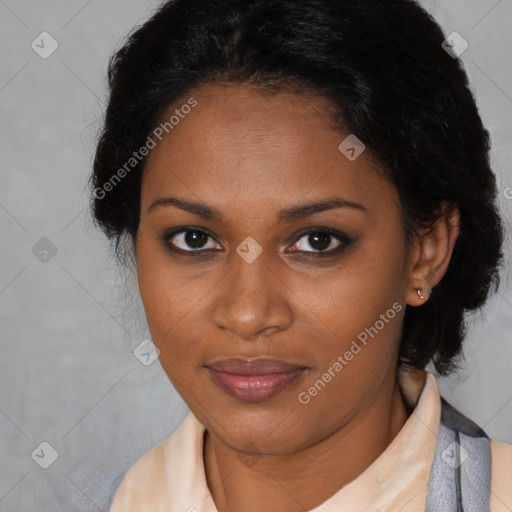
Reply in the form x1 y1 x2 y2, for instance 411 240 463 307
417 287 426 300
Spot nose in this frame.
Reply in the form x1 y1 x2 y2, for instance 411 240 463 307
210 248 294 342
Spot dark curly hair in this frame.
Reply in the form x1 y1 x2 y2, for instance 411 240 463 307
90 0 504 376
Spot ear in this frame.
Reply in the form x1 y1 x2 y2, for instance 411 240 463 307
405 201 460 307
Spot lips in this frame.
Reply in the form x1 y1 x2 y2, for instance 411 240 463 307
206 357 307 403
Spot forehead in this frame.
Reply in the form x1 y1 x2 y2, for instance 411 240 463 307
140 83 397 219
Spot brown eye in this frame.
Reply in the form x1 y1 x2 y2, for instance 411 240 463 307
166 229 221 252
291 229 345 254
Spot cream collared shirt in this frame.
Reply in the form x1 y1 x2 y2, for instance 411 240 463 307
110 368 512 511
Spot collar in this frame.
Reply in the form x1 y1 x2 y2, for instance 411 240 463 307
162 366 441 511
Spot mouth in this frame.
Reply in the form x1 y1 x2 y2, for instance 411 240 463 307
205 357 308 403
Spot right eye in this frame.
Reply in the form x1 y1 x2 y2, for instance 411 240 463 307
162 228 222 253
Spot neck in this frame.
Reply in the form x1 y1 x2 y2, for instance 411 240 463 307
204 373 410 512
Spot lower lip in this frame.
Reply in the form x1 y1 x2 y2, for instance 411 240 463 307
207 368 306 402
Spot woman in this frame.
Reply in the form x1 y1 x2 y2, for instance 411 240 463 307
91 0 512 510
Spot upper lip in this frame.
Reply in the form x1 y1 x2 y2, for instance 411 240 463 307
206 357 307 375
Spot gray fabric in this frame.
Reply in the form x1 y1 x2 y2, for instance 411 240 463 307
426 398 491 511
426 421 460 511
460 432 492 512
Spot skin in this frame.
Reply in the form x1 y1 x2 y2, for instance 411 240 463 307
135 83 460 512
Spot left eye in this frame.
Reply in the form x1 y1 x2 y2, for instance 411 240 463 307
290 230 344 254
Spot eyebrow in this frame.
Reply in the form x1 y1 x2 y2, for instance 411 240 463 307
147 196 367 222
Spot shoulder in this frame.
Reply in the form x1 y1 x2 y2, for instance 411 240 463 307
109 413 198 511
490 439 512 511
109 436 170 511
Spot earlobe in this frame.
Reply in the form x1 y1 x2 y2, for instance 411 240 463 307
408 285 432 307
406 201 460 307
416 287 432 301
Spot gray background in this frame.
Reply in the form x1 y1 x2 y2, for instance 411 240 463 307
1 1 511 511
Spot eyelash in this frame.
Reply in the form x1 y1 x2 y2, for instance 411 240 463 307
159 226 354 258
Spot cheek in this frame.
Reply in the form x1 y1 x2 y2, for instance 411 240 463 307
135 228 225 388
136 231 199 345
136 243 203 393
291 254 406 439
298 234 407 393
313 240 405 334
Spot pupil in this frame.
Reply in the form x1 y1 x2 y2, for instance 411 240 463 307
309 232 330 251
185 230 207 248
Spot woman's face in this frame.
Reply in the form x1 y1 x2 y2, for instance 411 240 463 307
136 83 418 454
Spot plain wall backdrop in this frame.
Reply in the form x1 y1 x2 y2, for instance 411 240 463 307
1 1 511 511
